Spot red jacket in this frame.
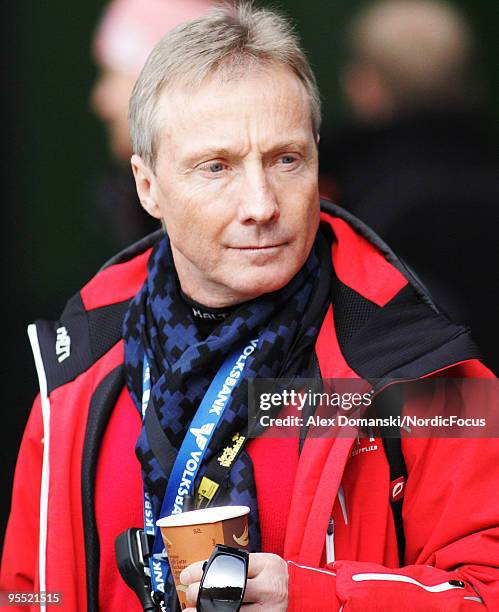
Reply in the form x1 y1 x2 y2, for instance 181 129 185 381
2 204 498 611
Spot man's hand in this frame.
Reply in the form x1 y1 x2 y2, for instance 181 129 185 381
180 552 288 611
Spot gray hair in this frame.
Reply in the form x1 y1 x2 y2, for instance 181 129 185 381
129 2 321 171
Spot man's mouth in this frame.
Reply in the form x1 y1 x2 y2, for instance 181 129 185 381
229 243 287 250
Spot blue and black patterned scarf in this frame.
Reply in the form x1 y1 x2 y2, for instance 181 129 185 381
123 230 330 556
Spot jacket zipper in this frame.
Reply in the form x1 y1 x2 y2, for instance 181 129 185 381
27 323 50 611
338 485 348 524
326 518 335 564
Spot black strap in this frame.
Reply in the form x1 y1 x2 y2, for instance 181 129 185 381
382 436 407 565
374 385 408 565
298 352 325 454
144 395 178 479
81 365 125 612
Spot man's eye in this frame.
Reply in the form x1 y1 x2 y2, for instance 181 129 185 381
201 161 226 173
277 155 300 168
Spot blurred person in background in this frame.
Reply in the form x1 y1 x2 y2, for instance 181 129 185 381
320 0 498 373
90 0 218 248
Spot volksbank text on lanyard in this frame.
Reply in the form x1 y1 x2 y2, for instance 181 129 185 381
141 338 258 594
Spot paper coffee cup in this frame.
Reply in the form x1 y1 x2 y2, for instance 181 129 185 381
157 505 250 609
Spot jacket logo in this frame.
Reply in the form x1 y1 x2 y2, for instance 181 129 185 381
192 307 229 321
351 435 378 457
190 423 215 450
55 326 71 363
390 477 405 502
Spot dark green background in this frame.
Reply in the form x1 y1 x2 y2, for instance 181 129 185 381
2 0 498 547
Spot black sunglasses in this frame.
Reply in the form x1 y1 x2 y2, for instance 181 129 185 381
197 544 249 612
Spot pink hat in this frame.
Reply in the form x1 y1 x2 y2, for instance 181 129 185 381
93 0 219 75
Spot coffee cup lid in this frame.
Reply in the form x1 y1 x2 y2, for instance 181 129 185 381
157 505 250 528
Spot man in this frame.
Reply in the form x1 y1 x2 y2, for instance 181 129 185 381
320 0 499 373
2 3 498 611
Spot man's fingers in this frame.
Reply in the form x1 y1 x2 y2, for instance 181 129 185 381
185 581 200 606
244 554 289 607
181 552 279 608
246 552 269 578
180 559 207 585
242 571 283 603
241 576 261 603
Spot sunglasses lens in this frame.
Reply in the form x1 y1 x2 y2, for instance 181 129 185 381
198 554 246 612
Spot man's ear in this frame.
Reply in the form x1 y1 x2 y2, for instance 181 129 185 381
131 154 162 219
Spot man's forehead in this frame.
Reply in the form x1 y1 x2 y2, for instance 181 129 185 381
155 65 313 141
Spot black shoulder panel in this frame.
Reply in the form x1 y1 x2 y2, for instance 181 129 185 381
331 277 381 349
35 294 130 394
88 301 130 359
332 276 480 383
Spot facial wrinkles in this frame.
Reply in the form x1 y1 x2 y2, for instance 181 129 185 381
160 69 313 166
156 78 315 233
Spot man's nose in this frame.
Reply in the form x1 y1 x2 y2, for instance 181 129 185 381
237 166 280 225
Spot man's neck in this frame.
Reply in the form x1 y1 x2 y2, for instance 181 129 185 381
180 291 239 337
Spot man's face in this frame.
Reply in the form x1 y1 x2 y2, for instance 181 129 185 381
133 65 320 307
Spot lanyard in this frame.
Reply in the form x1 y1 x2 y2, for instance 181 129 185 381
141 338 258 594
